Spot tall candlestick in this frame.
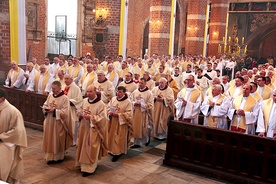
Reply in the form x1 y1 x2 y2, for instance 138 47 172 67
218 44 221 54
228 36 231 43
242 37 244 45
223 37 225 42
244 45 247 54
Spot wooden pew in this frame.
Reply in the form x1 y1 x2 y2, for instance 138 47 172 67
0 86 47 130
164 116 276 184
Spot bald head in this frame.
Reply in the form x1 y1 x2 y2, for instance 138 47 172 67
26 62 34 71
39 64 47 74
10 61 18 70
86 85 97 99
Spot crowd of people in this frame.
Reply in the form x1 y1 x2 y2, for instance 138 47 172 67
1 52 276 182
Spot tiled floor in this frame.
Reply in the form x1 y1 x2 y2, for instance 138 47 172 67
22 128 231 184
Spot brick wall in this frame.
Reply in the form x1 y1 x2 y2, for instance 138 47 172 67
208 0 228 57
0 0 10 82
96 0 121 60
185 0 207 55
26 0 47 65
127 0 150 58
149 0 172 56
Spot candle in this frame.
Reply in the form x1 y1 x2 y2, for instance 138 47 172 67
228 36 231 43
242 37 244 45
236 37 238 43
224 44 227 53
228 45 231 53
218 44 221 54
244 45 247 54
237 46 240 54
223 37 225 42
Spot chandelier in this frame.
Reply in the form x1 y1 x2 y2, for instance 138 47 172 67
218 19 247 58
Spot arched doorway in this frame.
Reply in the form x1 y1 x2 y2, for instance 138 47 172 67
246 22 276 58
142 21 149 57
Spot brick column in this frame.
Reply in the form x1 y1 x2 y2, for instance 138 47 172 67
208 0 229 56
96 0 121 59
149 0 172 56
185 0 208 55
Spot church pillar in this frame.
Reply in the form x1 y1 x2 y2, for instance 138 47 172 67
149 0 172 56
208 0 229 57
96 0 121 59
185 0 208 55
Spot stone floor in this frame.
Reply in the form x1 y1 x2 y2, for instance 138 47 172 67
22 128 231 184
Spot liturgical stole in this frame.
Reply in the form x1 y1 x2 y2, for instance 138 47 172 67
179 88 201 103
232 95 256 130
7 67 21 85
205 94 226 127
263 99 276 134
35 71 50 93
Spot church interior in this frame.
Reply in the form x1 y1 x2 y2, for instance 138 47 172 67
1 0 276 183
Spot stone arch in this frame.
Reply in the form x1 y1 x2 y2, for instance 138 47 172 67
246 22 276 58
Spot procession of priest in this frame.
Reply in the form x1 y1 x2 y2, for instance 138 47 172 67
2 53 276 182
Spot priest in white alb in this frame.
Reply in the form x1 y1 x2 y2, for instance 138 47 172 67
175 74 202 124
200 84 230 130
256 89 276 139
228 83 259 134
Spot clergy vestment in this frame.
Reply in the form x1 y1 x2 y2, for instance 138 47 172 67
5 67 24 88
27 71 54 94
21 69 37 91
200 94 230 130
168 79 179 100
106 71 119 88
107 95 133 155
257 99 276 138
75 94 108 173
79 71 97 96
42 91 72 161
64 82 83 145
145 78 155 90
0 100 27 183
152 86 174 139
195 75 209 94
118 68 130 80
175 86 202 124
68 64 84 84
257 85 272 100
118 79 137 95
172 73 184 90
55 78 66 90
93 78 115 104
153 72 165 82
228 95 259 134
226 85 243 99
130 87 154 146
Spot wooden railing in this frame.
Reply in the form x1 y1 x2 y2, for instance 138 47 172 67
164 117 276 184
0 86 47 130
